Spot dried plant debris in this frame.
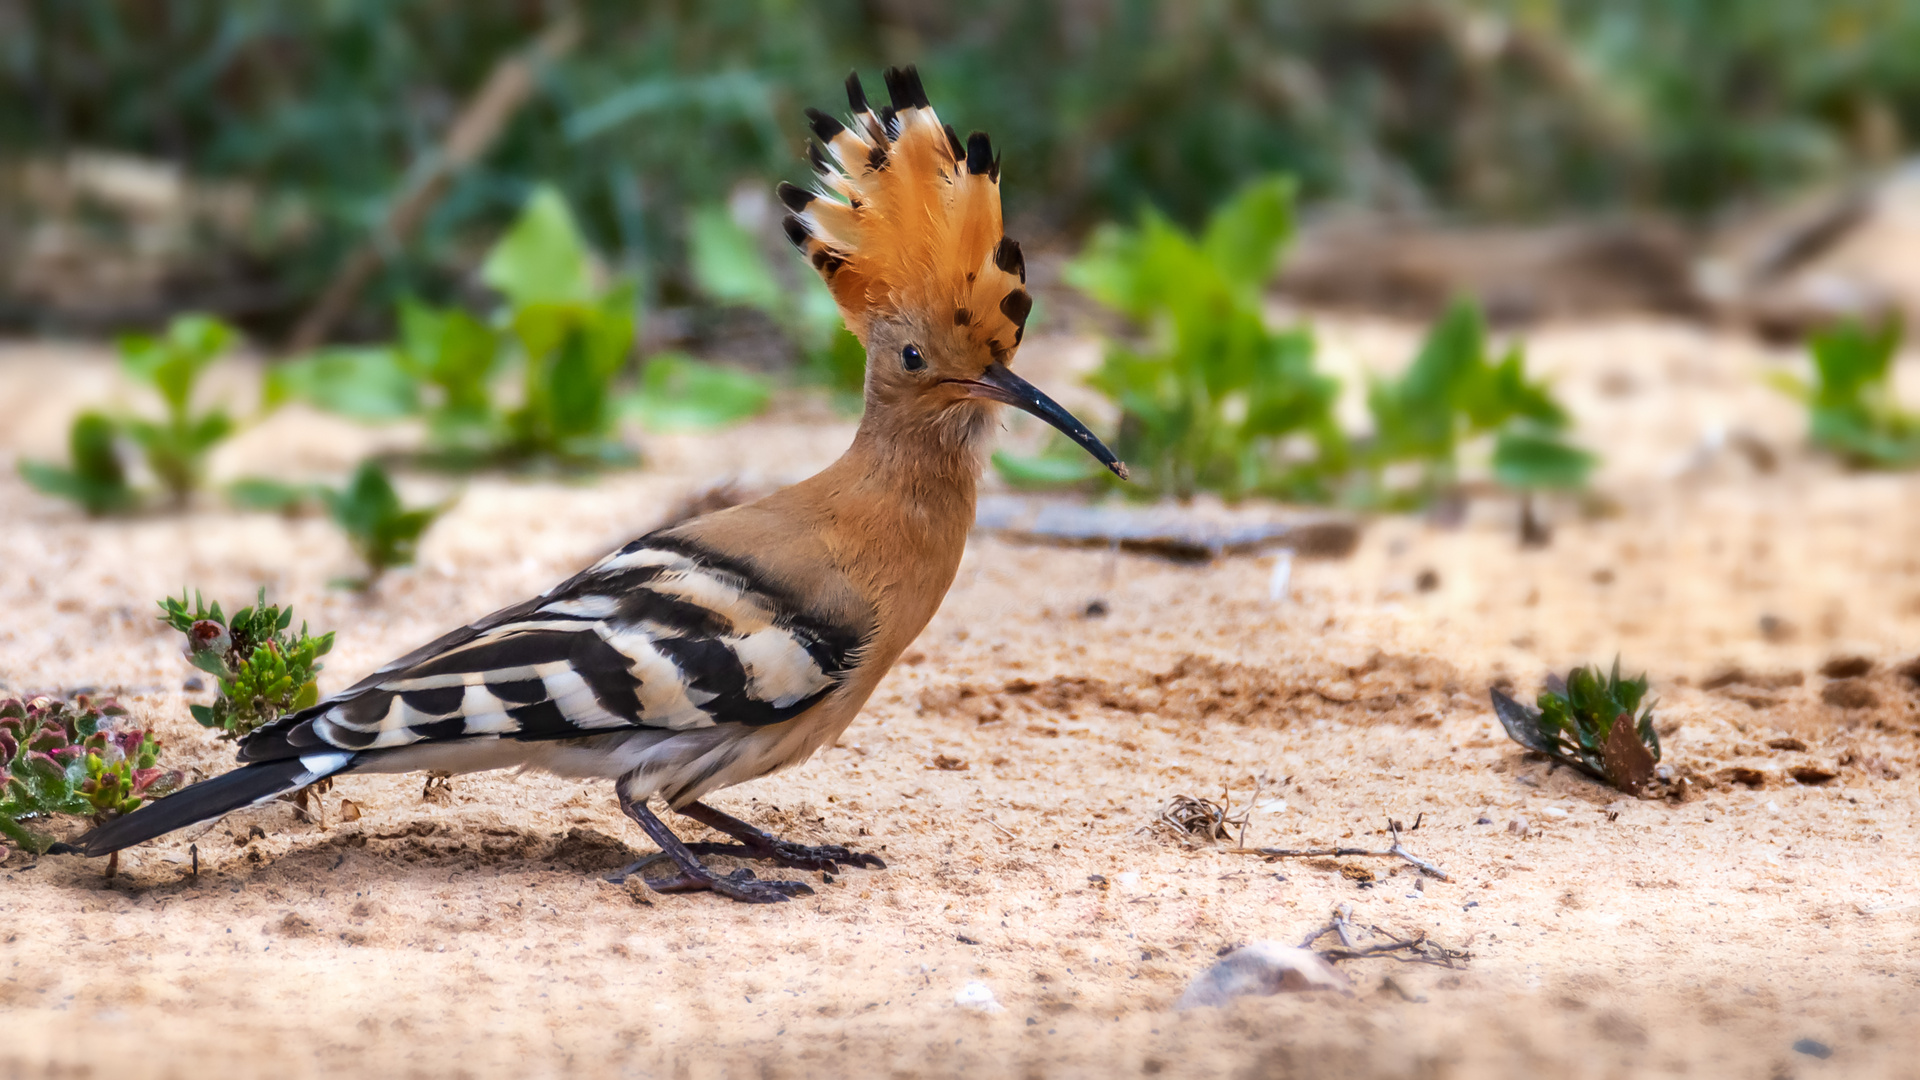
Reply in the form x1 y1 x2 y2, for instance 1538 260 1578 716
1150 776 1272 847
0 695 182 854
1491 660 1661 795
1252 816 1450 881
160 588 335 739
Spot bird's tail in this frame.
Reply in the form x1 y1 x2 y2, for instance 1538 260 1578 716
67 751 356 857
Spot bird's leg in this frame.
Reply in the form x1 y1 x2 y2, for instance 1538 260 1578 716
674 800 886 873
615 791 813 904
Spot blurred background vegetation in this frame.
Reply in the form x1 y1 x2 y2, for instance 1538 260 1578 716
4 0 1917 342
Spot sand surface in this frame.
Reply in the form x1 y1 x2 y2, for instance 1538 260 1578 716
3 318 1919 1079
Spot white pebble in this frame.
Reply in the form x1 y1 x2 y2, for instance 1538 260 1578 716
954 981 1003 1013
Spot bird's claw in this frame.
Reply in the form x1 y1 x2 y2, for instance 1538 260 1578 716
763 839 885 873
643 865 814 904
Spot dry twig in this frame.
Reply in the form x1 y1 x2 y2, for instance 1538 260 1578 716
1298 904 1470 969
1245 816 1449 881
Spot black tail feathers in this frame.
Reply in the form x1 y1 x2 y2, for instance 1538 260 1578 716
67 753 354 857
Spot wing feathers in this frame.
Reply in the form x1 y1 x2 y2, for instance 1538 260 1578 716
236 539 864 764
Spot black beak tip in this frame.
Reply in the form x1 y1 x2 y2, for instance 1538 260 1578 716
1110 461 1131 482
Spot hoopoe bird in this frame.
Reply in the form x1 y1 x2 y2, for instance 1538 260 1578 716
69 66 1126 903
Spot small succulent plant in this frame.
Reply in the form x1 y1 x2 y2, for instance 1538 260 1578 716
1490 659 1660 795
160 588 335 738
0 695 183 853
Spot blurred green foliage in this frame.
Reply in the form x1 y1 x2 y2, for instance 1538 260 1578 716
687 202 866 396
11 1 1917 336
323 462 449 588
272 184 771 464
1005 176 1345 500
18 313 241 512
16 412 136 516
1771 318 1920 466
1365 299 1592 506
161 588 335 737
998 177 1591 506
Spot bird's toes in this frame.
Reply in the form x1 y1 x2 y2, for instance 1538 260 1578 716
713 867 814 903
769 841 884 872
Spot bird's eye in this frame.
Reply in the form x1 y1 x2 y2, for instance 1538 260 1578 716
901 344 926 372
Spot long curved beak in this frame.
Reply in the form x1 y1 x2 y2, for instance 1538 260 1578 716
954 362 1129 480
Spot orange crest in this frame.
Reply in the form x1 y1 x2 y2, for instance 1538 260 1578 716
779 67 1030 363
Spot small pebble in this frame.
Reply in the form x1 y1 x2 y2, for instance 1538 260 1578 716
955 981 1003 1013
1793 1038 1833 1059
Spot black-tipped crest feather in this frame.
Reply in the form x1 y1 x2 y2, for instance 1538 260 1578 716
776 181 815 212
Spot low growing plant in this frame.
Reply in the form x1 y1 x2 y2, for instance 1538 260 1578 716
323 461 449 587
21 314 241 512
17 412 137 516
1770 318 1920 467
270 186 775 469
1364 299 1593 509
997 176 1346 501
160 588 335 739
0 695 182 853
1489 659 1660 796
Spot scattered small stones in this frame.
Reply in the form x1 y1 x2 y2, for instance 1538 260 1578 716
1720 766 1768 788
1766 737 1808 752
930 754 969 771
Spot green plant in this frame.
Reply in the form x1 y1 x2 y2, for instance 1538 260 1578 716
687 201 866 397
19 315 241 514
1771 318 1920 467
273 186 774 467
0 695 182 853
1489 659 1660 795
622 353 772 432
118 315 239 504
17 412 137 516
160 589 336 738
1364 299 1592 507
323 462 449 587
997 176 1346 501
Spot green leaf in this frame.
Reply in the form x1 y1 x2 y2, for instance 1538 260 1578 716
19 413 136 515
120 314 234 416
990 450 1105 489
688 204 784 313
227 477 322 513
1492 429 1597 490
323 461 450 583
1200 176 1294 295
622 354 771 432
482 185 595 307
398 301 498 408
267 348 420 420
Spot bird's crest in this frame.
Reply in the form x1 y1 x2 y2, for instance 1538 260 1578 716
778 66 1030 363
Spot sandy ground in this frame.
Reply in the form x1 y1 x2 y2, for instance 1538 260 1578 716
3 317 1920 1079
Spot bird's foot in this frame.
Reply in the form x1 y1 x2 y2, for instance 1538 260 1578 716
675 801 886 873
643 865 814 904
746 837 884 873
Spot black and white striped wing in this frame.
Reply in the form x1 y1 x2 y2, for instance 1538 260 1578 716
237 539 864 765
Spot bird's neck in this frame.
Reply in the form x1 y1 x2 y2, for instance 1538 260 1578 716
798 404 988 653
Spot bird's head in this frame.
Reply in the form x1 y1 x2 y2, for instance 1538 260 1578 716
780 67 1127 480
